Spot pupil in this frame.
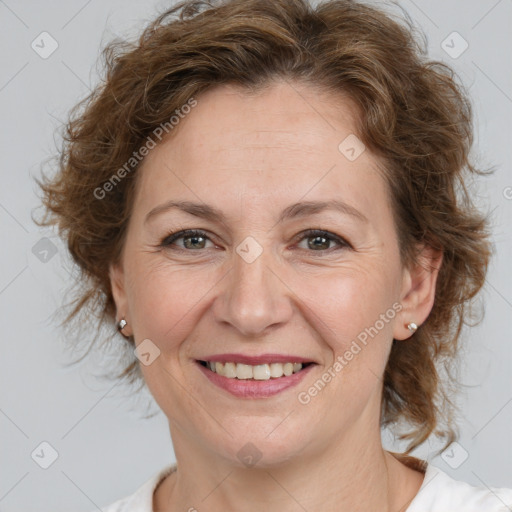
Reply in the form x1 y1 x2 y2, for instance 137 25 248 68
310 236 328 250
185 235 204 249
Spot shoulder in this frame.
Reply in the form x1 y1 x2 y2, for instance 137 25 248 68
407 463 512 512
93 464 177 512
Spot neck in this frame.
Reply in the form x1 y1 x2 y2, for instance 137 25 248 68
155 424 424 512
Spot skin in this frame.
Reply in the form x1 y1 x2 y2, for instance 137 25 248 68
110 80 442 512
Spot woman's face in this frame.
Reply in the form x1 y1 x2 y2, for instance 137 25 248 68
110 81 437 467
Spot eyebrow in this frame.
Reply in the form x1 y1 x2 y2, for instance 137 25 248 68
145 199 368 225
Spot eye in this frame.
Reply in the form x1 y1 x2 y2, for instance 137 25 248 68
160 229 215 250
295 229 351 252
159 228 351 253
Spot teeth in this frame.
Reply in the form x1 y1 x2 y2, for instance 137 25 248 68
223 362 237 378
205 361 305 379
283 363 293 376
269 363 284 378
236 363 253 380
253 364 271 380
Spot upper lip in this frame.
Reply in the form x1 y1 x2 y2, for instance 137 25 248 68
197 353 317 365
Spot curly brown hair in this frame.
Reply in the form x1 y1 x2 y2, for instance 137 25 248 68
35 0 492 454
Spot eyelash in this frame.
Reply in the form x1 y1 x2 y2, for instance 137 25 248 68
159 229 352 254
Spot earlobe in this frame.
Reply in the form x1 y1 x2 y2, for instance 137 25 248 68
109 262 129 329
393 245 443 341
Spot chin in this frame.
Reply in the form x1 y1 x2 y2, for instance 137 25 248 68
205 418 315 469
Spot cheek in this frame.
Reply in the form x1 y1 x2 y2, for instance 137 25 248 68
126 260 212 348
302 263 397 344
296 270 397 413
297 262 399 406
125 264 214 413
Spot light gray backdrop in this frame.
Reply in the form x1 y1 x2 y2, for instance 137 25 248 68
0 0 511 511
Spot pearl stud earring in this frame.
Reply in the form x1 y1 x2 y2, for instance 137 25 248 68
407 322 418 333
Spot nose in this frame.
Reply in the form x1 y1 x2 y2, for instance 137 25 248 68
212 244 294 337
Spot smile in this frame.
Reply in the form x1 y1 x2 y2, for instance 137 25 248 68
199 360 312 380
196 360 316 398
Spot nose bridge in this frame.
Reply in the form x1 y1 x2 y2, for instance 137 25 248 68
215 236 292 336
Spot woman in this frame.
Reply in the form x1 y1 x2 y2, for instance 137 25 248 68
36 0 512 510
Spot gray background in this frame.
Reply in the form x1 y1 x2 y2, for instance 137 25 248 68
0 0 511 510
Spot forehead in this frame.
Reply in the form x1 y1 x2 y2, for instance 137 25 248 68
133 81 389 221
162 81 361 157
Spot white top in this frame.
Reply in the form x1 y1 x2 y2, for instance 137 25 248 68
97 462 512 511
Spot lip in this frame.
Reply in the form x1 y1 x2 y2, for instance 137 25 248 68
198 353 316 365
195 360 317 399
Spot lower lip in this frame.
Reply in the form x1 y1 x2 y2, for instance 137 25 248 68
196 361 316 398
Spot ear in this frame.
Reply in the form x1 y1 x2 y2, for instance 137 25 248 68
109 261 132 336
393 244 443 341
